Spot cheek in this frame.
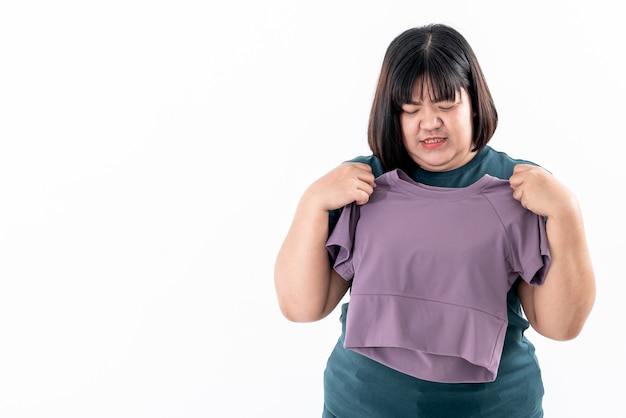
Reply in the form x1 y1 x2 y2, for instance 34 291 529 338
453 111 473 134
399 115 414 136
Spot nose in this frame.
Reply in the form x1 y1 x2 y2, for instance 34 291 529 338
420 109 442 130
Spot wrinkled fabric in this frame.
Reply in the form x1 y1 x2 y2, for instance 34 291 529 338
327 170 550 383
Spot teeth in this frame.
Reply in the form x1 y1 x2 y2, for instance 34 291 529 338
424 138 443 143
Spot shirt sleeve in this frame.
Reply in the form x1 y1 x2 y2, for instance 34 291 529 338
508 210 551 286
326 202 360 281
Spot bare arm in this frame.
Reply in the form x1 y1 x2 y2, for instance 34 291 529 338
510 164 596 340
274 162 376 322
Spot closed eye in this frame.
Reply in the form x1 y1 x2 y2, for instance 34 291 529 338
401 105 420 114
438 102 458 111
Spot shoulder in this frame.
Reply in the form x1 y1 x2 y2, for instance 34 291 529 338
346 155 385 178
485 147 538 166
479 147 543 180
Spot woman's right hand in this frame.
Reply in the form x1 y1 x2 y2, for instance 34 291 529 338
302 162 377 212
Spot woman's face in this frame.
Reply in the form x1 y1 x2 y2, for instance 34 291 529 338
400 82 476 172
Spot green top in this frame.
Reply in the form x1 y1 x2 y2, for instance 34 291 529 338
323 146 544 418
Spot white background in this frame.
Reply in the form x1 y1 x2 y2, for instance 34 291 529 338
1 1 623 417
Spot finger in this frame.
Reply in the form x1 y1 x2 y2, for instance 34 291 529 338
343 161 373 174
354 190 372 205
358 174 376 189
509 174 523 189
513 163 534 173
510 185 523 202
356 181 375 197
345 161 372 169
353 165 376 188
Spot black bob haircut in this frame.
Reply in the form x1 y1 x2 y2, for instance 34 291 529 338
367 23 498 172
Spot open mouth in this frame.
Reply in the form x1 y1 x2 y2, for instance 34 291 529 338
423 137 445 144
421 137 446 147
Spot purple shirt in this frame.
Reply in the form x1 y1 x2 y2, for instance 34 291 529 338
326 169 551 383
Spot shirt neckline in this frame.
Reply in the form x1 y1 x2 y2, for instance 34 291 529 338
408 146 490 184
389 169 495 200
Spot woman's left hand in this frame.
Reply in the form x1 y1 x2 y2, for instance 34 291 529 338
509 164 577 218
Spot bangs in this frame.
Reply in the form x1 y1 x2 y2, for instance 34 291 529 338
392 54 468 107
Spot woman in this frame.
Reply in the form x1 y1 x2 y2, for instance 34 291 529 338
274 23 595 417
